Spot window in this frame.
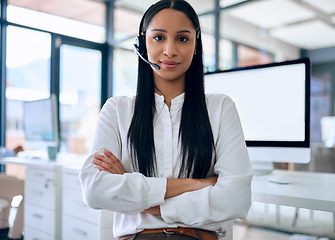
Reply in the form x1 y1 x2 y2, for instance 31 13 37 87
113 49 138 97
5 26 51 149
199 14 216 72
310 70 333 143
220 39 234 70
114 8 141 43
59 44 102 154
238 45 272 67
7 0 106 43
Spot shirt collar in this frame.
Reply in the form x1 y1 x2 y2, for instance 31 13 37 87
154 92 185 111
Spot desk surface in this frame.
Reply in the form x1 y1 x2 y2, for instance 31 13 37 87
252 170 335 212
0 152 86 169
2 157 334 212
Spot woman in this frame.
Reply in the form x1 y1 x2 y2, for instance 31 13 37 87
80 0 253 239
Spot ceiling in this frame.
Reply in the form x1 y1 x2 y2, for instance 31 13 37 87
225 0 335 50
8 0 106 26
6 0 335 50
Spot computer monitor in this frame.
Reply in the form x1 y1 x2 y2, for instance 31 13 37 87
23 94 59 151
205 58 311 174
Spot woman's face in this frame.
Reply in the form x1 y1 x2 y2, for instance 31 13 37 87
145 8 197 84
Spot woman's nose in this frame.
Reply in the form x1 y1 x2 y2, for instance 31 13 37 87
163 40 177 57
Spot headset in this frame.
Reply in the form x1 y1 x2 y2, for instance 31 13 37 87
133 35 161 70
133 30 200 71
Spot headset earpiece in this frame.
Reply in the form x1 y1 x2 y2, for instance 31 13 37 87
196 30 200 39
134 35 146 56
133 34 160 70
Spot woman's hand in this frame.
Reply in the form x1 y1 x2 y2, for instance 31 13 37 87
93 149 126 175
197 176 218 188
142 206 161 215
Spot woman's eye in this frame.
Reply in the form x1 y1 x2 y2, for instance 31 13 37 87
154 36 164 41
178 37 189 42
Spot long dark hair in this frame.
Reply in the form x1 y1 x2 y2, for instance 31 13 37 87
127 0 216 178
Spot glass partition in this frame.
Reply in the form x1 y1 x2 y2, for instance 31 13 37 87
199 14 216 72
219 39 234 70
113 49 138 97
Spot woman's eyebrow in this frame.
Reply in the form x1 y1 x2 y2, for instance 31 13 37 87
176 30 192 34
151 28 167 33
151 28 192 34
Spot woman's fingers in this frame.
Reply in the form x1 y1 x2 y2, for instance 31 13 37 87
103 148 116 159
97 164 109 173
103 149 126 174
93 154 115 173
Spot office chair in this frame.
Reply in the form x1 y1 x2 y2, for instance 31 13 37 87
0 198 9 210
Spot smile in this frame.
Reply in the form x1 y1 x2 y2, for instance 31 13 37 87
160 60 180 69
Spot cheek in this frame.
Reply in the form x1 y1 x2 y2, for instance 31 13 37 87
146 42 159 60
183 49 195 66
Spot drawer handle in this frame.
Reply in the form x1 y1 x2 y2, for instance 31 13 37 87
32 213 44 219
73 228 87 236
32 190 44 196
33 173 45 178
45 179 54 188
32 238 41 240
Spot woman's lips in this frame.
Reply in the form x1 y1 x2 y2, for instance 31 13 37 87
160 60 179 69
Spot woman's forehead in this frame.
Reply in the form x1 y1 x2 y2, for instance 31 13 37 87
147 9 195 33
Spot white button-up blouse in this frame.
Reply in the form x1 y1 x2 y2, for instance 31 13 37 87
80 93 253 238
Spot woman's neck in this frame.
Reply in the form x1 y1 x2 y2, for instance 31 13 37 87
154 79 185 109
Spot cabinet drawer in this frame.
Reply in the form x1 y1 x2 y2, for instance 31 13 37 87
63 172 81 191
62 215 98 240
24 203 56 236
24 226 54 240
26 167 56 185
25 180 55 210
63 188 99 224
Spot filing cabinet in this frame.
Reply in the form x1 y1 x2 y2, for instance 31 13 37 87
61 166 99 240
24 165 62 240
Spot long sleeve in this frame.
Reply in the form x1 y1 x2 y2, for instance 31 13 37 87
0 147 15 157
80 97 167 214
160 95 253 226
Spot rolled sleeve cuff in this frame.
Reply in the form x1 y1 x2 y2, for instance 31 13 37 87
147 177 167 207
160 195 192 224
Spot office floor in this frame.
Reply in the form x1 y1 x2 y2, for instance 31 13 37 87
234 223 292 240
234 202 335 240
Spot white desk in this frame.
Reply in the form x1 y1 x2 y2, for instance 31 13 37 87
0 152 85 168
2 158 334 237
251 170 335 212
0 153 86 240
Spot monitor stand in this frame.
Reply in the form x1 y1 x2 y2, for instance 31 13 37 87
251 161 291 184
251 161 273 176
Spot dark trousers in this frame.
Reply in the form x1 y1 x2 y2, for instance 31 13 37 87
118 231 218 240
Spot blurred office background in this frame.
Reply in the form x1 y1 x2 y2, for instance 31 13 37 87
0 0 334 161
1 1 335 239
